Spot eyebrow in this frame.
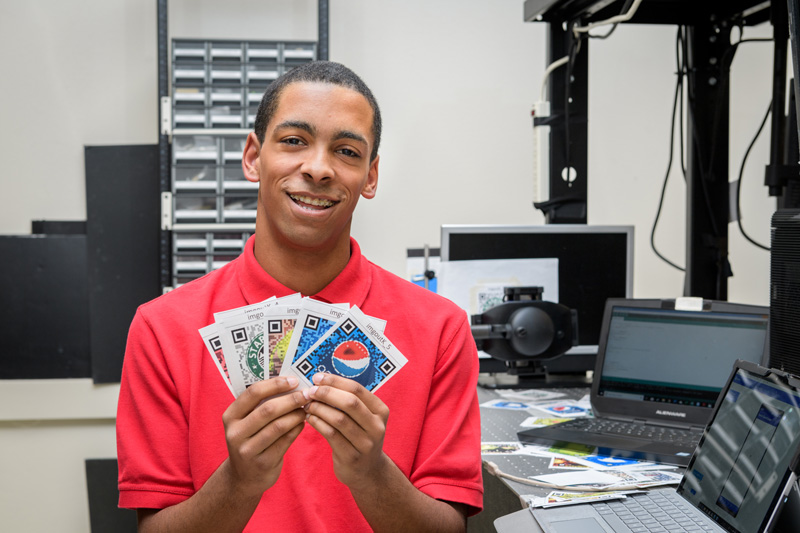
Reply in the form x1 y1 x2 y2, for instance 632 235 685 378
332 130 368 146
274 120 315 136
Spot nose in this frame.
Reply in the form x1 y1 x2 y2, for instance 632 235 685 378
300 146 333 183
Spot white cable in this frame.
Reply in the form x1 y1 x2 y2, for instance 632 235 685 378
484 461 646 493
572 0 644 36
540 55 570 101
538 0 642 103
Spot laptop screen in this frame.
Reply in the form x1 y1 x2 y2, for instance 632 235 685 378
597 305 769 408
678 364 800 532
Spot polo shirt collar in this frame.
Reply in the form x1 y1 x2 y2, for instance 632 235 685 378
236 235 372 307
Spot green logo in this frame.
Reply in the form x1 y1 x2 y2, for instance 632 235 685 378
245 332 265 379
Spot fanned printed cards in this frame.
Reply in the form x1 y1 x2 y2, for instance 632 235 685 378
199 296 405 397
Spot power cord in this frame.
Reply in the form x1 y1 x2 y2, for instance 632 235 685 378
484 461 646 492
735 101 772 251
650 27 687 272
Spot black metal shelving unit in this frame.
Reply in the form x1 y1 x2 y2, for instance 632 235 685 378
155 1 328 289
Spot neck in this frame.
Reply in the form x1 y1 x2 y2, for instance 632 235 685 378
253 226 353 297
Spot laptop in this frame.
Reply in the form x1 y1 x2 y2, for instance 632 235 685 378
530 360 800 533
518 298 770 466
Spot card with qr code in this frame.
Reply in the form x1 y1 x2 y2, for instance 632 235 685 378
279 300 349 378
262 304 301 378
199 323 235 397
219 310 266 396
290 306 406 392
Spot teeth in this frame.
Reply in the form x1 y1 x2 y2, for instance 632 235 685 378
290 194 334 208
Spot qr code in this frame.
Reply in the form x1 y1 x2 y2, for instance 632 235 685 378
476 287 505 314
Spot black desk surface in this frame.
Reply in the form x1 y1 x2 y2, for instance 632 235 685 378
473 382 591 532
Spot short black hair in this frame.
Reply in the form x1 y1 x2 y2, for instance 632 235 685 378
253 61 382 162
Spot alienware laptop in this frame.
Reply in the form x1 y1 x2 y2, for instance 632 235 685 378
530 360 800 533
518 298 770 466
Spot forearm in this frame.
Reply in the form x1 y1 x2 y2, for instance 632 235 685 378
348 453 466 533
137 459 262 533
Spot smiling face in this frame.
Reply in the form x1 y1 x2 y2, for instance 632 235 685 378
242 81 379 255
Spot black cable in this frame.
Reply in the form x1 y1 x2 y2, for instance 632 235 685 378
650 27 686 272
692 36 773 232
678 27 687 180
589 22 619 40
736 101 772 251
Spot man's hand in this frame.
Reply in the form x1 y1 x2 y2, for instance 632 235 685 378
302 373 468 532
222 375 310 496
138 376 311 533
302 373 390 491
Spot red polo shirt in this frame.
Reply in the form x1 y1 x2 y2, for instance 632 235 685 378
117 237 483 531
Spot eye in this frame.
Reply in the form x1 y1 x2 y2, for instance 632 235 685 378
280 137 304 146
338 147 360 158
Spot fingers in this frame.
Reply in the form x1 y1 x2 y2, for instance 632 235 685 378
303 373 388 448
224 376 304 421
221 376 311 492
309 373 389 419
223 376 310 455
234 405 306 458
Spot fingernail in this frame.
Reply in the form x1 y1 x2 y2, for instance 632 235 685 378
312 373 325 384
302 388 311 400
286 376 298 387
308 386 318 398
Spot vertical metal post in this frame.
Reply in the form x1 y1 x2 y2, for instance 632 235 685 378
544 22 588 224
318 0 329 60
767 0 789 197
684 22 732 300
157 0 171 289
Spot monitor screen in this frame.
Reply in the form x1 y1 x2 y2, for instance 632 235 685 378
597 305 769 407
440 224 633 352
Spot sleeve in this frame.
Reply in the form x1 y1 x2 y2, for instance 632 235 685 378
409 315 484 515
116 308 195 509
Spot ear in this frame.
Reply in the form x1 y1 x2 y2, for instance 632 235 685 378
361 155 379 199
242 132 262 183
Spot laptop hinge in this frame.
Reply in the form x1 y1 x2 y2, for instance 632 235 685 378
607 415 636 423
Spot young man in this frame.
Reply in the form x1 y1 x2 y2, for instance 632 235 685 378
117 61 483 532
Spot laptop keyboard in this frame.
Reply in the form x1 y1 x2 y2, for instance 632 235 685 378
594 491 716 532
558 418 703 447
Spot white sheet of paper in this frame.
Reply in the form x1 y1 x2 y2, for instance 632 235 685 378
437 258 559 317
530 470 624 487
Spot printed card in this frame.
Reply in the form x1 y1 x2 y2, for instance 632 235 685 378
290 306 406 392
219 308 269 396
262 304 301 378
279 300 349 377
213 297 274 325
212 293 301 324
198 323 235 397
480 442 525 455
481 399 537 410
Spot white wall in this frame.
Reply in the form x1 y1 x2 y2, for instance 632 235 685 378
0 1 779 531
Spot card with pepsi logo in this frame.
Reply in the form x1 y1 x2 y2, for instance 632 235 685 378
290 306 406 392
279 299 349 378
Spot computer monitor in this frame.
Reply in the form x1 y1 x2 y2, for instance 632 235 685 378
440 224 634 356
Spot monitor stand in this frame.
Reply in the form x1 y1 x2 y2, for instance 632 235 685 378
477 370 592 390
477 354 593 389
